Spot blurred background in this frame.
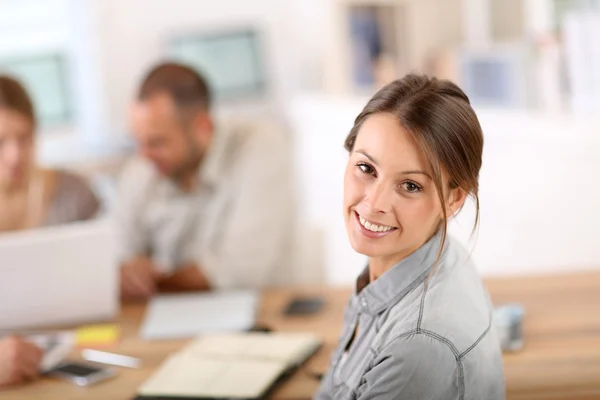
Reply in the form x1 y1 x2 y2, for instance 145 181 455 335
2 0 600 285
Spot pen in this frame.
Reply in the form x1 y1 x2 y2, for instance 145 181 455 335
81 349 142 369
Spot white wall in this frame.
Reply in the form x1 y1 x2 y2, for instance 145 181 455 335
288 94 600 284
0 0 133 166
453 110 600 276
409 0 463 71
0 0 70 55
2 0 330 164
82 0 329 136
288 95 364 284
0 0 73 144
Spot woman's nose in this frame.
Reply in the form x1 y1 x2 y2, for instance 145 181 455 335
364 182 391 214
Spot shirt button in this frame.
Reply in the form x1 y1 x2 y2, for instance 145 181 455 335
360 296 368 309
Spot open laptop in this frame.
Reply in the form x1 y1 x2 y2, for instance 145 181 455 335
0 218 118 371
0 218 118 331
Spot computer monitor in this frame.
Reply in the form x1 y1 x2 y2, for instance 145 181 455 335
168 28 267 101
0 53 71 125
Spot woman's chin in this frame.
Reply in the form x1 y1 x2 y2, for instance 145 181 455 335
348 237 386 258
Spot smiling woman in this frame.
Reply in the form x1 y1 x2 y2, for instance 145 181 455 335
343 75 483 279
315 75 505 400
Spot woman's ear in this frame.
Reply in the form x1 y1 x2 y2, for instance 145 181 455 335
446 186 467 218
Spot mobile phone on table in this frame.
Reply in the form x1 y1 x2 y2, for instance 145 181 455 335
46 361 116 386
284 297 325 316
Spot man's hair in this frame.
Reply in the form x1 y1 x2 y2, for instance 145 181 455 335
137 62 211 111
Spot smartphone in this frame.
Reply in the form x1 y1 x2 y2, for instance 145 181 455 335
284 297 325 316
46 361 116 387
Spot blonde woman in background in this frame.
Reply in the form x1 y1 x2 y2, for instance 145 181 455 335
0 75 100 388
0 75 99 232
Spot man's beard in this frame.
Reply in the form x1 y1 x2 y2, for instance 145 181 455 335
170 142 203 183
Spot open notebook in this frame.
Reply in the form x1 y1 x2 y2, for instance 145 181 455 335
136 332 322 399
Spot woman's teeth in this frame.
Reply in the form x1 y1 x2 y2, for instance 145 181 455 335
359 215 395 232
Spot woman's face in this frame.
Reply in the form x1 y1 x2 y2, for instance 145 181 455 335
343 113 464 266
0 109 34 189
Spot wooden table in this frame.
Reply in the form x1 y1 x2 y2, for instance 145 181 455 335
5 271 600 399
487 272 600 400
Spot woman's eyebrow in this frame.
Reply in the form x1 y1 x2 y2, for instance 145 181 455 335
355 149 432 180
355 149 377 165
402 170 432 180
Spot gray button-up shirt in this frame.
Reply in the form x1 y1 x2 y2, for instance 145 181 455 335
315 232 505 400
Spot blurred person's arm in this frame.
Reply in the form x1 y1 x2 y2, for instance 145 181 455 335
61 171 101 221
120 256 163 301
157 263 210 292
190 124 293 289
116 160 159 300
45 171 102 224
0 336 43 389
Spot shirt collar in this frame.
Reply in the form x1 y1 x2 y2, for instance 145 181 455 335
355 230 447 315
196 122 231 189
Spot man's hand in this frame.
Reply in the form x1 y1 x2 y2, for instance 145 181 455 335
120 257 163 301
158 263 210 293
0 336 43 388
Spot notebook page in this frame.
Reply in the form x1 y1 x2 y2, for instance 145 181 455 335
185 332 321 366
139 352 287 398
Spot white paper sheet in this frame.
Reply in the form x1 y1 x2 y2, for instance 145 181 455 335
139 290 259 340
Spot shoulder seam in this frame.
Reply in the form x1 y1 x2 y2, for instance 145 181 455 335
417 279 429 331
420 330 465 400
374 328 465 400
372 246 493 400
414 274 493 399
459 309 493 358
416 248 450 330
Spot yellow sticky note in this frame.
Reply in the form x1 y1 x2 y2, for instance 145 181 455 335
75 324 120 347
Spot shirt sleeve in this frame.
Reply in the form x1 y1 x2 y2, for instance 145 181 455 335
356 333 460 400
314 297 356 400
71 175 101 221
45 171 100 225
313 350 340 400
195 124 293 289
114 159 152 263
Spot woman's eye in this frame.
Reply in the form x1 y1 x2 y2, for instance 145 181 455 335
402 181 422 193
357 163 374 175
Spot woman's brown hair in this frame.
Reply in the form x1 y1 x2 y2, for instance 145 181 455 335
345 74 483 256
0 75 35 123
